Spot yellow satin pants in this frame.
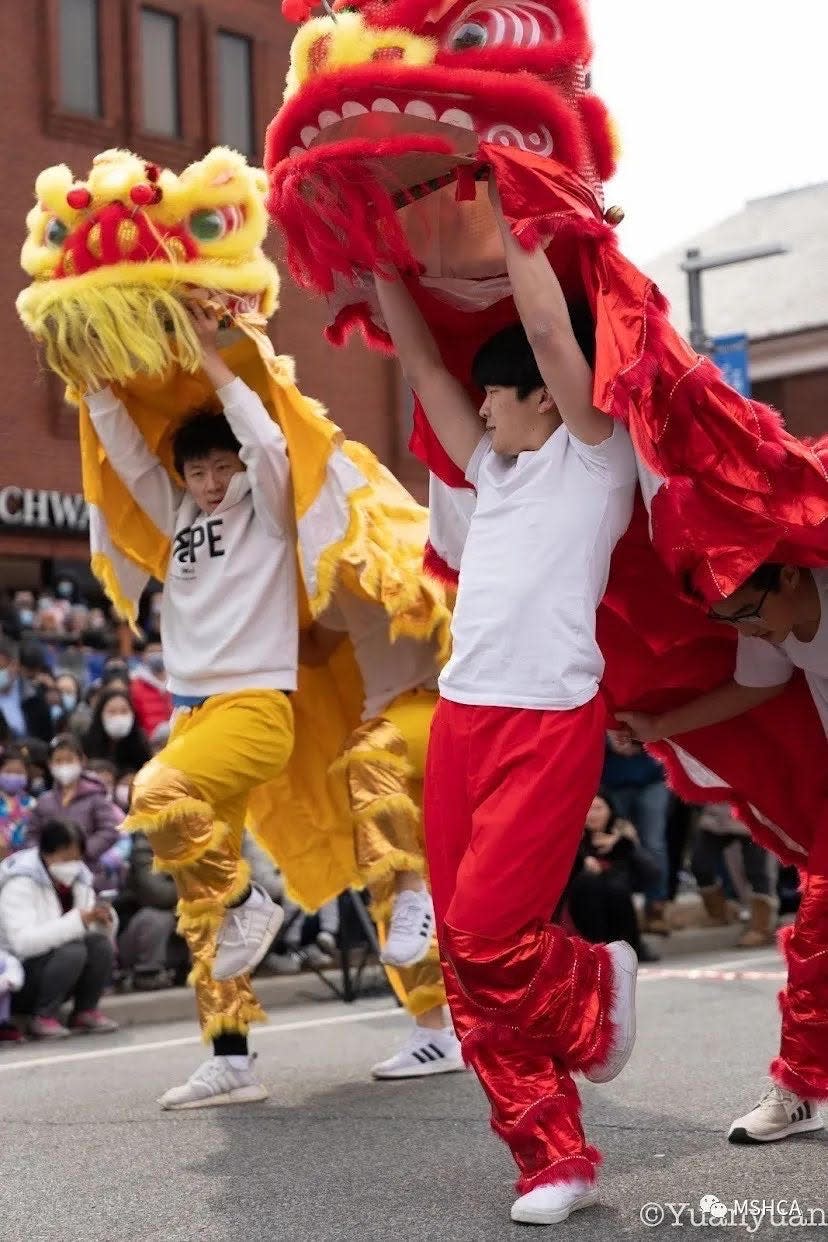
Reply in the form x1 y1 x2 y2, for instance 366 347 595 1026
335 688 446 1018
126 690 294 1041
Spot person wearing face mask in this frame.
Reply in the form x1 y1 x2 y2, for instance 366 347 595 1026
0 639 54 743
54 671 91 740
130 642 172 737
83 689 151 777
0 819 118 1037
28 736 123 891
0 748 35 859
14 591 36 635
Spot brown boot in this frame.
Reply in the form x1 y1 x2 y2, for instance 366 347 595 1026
643 900 671 937
699 883 733 927
737 894 778 948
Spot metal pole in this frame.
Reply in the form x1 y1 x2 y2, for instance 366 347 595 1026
685 247 707 354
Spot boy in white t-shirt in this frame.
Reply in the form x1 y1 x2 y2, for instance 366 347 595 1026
618 561 828 1146
375 181 639 1227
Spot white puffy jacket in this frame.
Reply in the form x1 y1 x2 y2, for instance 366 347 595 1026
0 848 114 961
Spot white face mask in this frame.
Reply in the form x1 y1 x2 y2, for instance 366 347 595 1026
103 712 134 740
51 761 82 787
48 860 82 885
115 783 131 808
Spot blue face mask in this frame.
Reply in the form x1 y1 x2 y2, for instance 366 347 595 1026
18 609 34 628
57 582 73 599
0 773 27 796
50 703 63 723
0 668 12 693
61 692 78 714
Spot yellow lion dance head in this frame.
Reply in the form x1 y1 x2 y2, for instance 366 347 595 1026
17 146 279 397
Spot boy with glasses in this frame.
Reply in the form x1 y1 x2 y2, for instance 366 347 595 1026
618 561 827 1147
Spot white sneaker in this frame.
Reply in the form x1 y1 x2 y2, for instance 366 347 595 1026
212 883 284 981
511 1179 598 1225
583 940 638 1084
158 1055 269 1110
728 1083 823 1144
264 949 302 975
380 888 435 967
371 1026 464 1080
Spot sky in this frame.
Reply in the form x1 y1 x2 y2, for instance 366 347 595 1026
589 0 828 263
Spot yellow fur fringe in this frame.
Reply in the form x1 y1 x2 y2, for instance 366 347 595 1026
201 1003 267 1044
360 847 425 891
29 283 204 395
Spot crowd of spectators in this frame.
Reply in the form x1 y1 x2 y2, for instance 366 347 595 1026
0 576 803 1045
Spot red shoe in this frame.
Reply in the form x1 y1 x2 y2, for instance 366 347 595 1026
68 1009 119 1034
0 1022 25 1046
29 1015 70 1039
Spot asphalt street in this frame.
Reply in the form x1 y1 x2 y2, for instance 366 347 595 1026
1 944 825 1242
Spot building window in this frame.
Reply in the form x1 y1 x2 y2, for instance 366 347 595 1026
217 32 254 156
141 8 180 137
59 0 101 116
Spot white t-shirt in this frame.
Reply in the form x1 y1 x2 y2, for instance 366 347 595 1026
439 423 638 710
734 568 828 736
320 591 438 721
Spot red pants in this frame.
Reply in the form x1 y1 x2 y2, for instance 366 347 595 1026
424 694 614 1193
773 809 828 1100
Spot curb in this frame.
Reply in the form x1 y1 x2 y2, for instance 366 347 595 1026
100 921 773 1030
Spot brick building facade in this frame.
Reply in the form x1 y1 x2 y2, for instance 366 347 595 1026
0 0 415 593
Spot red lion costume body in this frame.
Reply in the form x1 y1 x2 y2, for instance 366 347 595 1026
265 0 828 1115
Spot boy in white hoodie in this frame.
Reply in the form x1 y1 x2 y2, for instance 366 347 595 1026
84 299 295 1105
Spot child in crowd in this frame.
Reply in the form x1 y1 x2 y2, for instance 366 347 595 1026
29 735 122 891
0 747 36 859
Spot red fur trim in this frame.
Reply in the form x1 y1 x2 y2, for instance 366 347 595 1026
267 135 451 292
777 922 795 962
325 303 393 351
515 1148 602 1196
579 93 618 182
577 943 617 1075
423 541 459 586
771 1057 828 1103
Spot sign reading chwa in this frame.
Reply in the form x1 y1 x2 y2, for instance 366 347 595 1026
0 487 88 534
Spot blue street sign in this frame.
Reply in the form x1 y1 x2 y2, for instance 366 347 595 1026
711 332 751 397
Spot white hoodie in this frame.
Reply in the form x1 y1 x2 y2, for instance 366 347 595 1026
0 848 99 961
87 378 298 698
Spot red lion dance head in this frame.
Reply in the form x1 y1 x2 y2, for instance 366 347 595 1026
266 0 828 870
266 0 617 309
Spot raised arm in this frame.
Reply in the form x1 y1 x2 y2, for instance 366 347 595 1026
374 274 483 474
617 679 787 744
490 179 612 447
85 390 180 537
189 300 291 538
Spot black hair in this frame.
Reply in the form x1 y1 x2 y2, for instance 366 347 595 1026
0 638 17 663
589 788 619 831
84 688 151 775
172 408 242 476
40 818 85 856
87 758 117 780
19 640 48 673
471 303 596 399
743 562 785 592
49 732 84 759
0 745 27 768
